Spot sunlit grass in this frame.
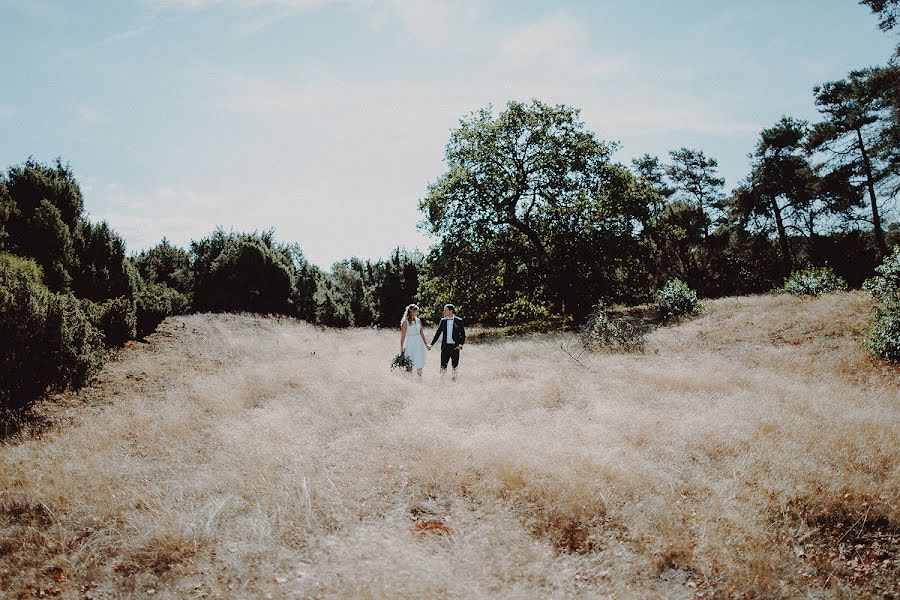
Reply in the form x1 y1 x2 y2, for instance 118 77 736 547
0 293 897 598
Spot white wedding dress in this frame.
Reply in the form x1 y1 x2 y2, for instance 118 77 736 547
404 318 427 369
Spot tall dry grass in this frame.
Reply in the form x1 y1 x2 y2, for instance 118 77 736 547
0 292 897 598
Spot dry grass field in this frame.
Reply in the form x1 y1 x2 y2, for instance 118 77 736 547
1 292 897 599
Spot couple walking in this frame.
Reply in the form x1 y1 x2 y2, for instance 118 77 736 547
399 303 465 380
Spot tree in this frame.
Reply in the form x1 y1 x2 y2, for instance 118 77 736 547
736 117 821 275
131 237 193 293
860 0 900 35
3 159 85 291
190 229 298 315
631 154 675 221
0 176 12 249
420 100 652 321
71 220 133 302
809 67 897 258
368 248 424 327
666 148 726 238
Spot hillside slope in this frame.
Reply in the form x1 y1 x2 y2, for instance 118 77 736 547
1 293 897 599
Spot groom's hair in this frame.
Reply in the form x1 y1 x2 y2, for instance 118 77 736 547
444 304 455 313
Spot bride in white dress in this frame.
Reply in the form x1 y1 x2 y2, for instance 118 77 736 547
400 304 430 378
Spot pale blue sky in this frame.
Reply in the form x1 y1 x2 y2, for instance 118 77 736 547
0 0 895 266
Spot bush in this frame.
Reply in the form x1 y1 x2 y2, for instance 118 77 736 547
782 266 847 296
865 300 900 362
498 296 551 326
863 247 900 303
191 229 298 315
655 279 699 321
580 306 648 352
0 253 104 414
82 296 137 347
863 247 899 362
135 282 188 338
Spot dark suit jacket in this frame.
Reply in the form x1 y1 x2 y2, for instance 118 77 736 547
431 316 465 347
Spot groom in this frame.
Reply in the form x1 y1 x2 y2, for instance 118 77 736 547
429 304 465 379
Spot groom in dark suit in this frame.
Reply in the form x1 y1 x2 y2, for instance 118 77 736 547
429 303 465 378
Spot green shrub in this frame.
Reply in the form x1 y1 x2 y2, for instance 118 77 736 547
82 296 137 347
191 229 297 315
0 252 104 413
655 279 700 321
863 247 899 362
865 299 900 362
135 282 188 338
782 266 847 296
580 306 648 352
863 247 899 304
498 296 551 326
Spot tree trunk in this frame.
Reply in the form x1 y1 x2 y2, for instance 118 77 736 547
856 127 888 258
770 195 793 276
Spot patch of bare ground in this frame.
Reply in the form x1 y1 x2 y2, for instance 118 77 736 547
0 294 897 598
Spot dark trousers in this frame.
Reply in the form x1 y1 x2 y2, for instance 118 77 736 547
440 344 460 371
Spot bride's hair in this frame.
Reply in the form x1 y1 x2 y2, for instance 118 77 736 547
401 304 419 325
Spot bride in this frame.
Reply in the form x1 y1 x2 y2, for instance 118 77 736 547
399 304 430 378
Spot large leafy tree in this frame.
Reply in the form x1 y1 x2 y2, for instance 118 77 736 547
419 100 652 322
809 67 898 258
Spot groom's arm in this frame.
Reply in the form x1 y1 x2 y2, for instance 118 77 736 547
457 317 465 347
430 319 443 346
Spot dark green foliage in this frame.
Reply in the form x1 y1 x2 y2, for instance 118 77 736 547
861 0 899 34
293 256 321 323
24 199 74 291
0 253 105 414
390 351 413 371
135 281 189 338
0 177 12 249
314 275 355 327
5 158 83 232
666 148 727 237
497 296 551 327
71 220 133 302
329 260 375 327
131 237 193 297
736 117 823 277
419 100 654 324
3 159 84 291
191 229 298 315
81 296 137 347
809 68 897 258
368 249 423 327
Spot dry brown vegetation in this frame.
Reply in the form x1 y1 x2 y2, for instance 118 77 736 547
1 292 897 599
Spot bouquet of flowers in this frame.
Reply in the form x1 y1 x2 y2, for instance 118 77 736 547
390 351 413 371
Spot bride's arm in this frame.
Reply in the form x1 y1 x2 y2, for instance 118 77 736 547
419 320 430 350
400 320 407 351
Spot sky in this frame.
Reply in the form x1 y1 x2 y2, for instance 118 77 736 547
0 0 896 267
